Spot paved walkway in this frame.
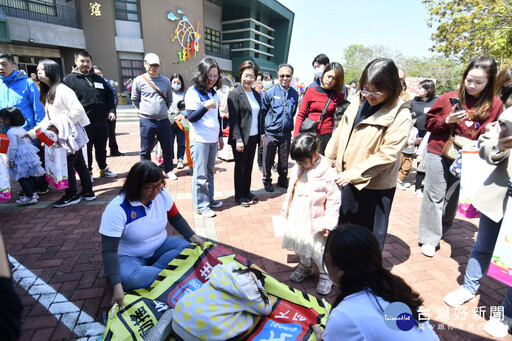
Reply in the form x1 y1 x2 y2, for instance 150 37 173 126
2 123 510 340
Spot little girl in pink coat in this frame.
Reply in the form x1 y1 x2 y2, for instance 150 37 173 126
281 133 341 295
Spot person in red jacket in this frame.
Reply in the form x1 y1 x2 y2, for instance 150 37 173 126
294 62 345 154
418 57 503 257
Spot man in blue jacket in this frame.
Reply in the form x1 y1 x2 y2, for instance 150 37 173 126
64 50 117 180
0 53 48 193
261 64 298 192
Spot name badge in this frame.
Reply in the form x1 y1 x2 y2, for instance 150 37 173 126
94 82 104 89
273 96 281 100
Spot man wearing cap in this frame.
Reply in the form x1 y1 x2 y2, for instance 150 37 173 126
63 50 117 180
131 53 176 180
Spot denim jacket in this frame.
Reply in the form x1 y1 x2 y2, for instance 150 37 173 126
261 84 298 137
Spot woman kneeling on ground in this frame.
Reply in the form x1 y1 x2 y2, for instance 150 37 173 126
100 161 204 307
313 225 439 340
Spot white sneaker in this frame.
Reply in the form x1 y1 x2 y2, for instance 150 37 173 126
443 287 476 307
197 207 216 217
166 170 178 180
421 244 436 257
415 189 423 198
397 181 407 190
176 160 184 169
16 195 38 205
99 168 117 178
484 315 512 338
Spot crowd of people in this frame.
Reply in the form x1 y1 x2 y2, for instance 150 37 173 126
2 48 512 340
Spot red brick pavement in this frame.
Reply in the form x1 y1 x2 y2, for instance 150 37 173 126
1 122 511 340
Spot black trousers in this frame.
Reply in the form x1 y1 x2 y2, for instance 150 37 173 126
318 132 332 156
231 135 258 199
108 119 120 153
339 184 396 250
18 177 36 197
262 134 290 184
66 149 93 197
85 120 108 171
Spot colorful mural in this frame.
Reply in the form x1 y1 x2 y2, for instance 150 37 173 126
167 9 200 63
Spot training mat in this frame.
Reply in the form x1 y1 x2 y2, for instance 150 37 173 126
103 242 330 340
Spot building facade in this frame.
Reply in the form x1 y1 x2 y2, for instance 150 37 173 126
0 0 293 94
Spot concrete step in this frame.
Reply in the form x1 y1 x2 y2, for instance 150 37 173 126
116 105 139 123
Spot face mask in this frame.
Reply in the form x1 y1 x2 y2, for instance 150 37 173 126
172 83 182 91
263 80 273 90
314 67 324 78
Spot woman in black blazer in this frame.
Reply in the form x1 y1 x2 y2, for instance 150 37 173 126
227 61 262 207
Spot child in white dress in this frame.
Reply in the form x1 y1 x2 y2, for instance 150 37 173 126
281 133 341 295
0 107 45 205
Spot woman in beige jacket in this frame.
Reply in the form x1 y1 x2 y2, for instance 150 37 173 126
325 58 412 249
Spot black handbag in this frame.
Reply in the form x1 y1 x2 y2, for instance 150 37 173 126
300 92 334 134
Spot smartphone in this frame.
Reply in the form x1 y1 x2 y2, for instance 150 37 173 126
449 97 462 110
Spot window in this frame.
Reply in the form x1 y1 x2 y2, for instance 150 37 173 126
204 27 221 54
0 0 56 16
120 59 144 90
114 0 138 21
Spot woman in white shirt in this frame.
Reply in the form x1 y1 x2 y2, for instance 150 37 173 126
27 59 93 208
184 58 224 218
227 61 262 207
314 225 439 341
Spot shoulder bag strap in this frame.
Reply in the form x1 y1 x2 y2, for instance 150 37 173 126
141 74 170 106
316 91 335 123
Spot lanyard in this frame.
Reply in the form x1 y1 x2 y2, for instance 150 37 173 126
194 87 211 102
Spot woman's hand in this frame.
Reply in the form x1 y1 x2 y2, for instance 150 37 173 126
108 113 116 121
8 161 14 168
445 105 467 124
111 283 124 309
189 234 206 249
498 127 512 151
335 172 351 187
236 141 244 152
218 136 224 150
312 325 325 340
204 99 216 110
174 114 183 122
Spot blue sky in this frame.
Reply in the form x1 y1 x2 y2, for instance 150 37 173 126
277 0 436 83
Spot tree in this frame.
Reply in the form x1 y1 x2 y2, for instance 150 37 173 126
341 44 463 94
423 0 512 65
341 44 402 83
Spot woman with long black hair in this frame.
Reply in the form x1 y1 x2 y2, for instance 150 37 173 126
26 59 93 207
313 225 439 340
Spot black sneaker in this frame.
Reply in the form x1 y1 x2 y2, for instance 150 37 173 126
277 179 289 189
110 150 124 157
79 191 96 201
264 182 274 192
36 185 50 195
53 194 81 208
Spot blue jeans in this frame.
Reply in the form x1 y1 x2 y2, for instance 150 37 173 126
170 126 185 161
140 117 173 172
190 141 217 212
463 214 512 317
119 236 190 290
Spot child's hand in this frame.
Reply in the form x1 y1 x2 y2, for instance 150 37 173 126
323 229 330 237
8 161 14 168
312 325 325 340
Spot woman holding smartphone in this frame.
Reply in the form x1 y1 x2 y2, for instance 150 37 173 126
418 57 503 257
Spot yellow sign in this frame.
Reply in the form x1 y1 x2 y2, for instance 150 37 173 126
88 2 101 16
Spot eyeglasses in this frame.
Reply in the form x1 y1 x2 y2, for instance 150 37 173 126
143 182 163 192
148 64 160 68
361 90 384 98
207 74 219 80
243 75 256 80
279 74 292 79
